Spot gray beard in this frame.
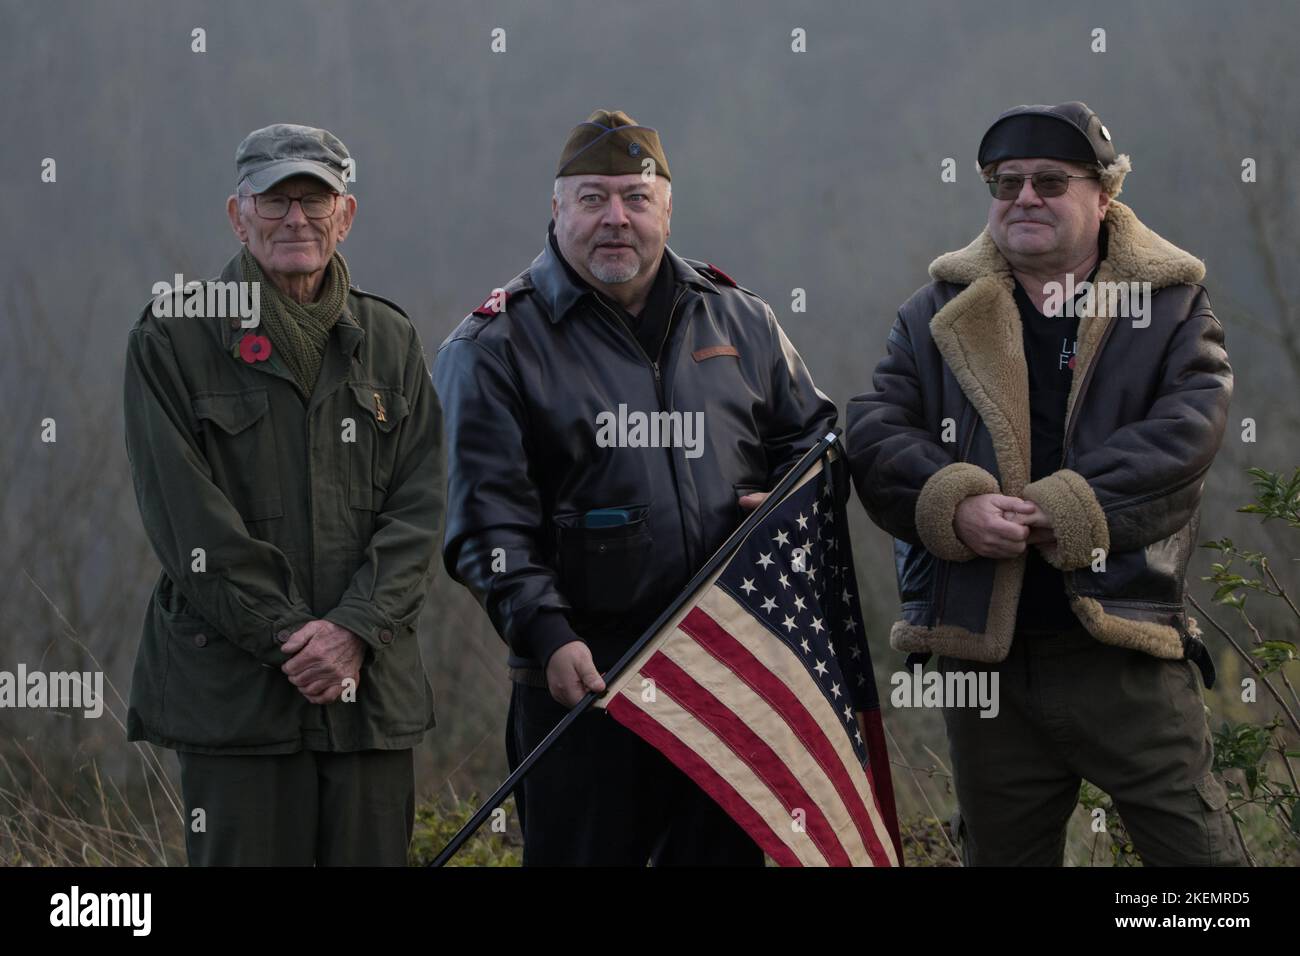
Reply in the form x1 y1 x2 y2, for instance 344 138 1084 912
588 255 643 284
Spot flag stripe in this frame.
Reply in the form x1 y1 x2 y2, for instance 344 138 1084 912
676 606 889 866
587 450 902 867
596 458 829 708
605 689 806 867
640 652 853 866
657 631 869 865
698 588 899 865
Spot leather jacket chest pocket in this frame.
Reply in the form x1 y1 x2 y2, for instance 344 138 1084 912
191 389 282 521
553 504 655 616
347 384 411 511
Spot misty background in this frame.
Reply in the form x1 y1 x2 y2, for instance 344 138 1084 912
2 0 1297 863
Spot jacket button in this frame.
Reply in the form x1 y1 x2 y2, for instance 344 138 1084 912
275 629 291 644
378 628 393 645
228 318 241 329
194 633 208 648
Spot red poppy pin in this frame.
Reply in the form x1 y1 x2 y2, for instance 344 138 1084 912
239 333 272 363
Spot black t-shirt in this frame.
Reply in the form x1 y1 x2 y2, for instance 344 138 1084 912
1012 262 1097 632
547 221 678 363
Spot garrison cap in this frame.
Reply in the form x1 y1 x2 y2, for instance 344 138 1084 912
978 101 1117 168
556 109 670 181
236 123 351 194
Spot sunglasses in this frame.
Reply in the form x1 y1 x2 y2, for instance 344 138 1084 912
985 170 1099 200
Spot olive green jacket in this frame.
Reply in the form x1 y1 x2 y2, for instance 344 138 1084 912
123 252 442 754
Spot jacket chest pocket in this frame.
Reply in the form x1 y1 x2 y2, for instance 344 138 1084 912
553 504 656 617
346 384 411 511
191 388 283 521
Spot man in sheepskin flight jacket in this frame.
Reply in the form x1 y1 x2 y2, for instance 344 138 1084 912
847 102 1243 865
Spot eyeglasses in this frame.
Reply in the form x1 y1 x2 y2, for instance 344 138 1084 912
984 170 1099 200
247 191 339 220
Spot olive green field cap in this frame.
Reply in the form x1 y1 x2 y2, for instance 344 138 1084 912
235 123 351 193
556 109 670 181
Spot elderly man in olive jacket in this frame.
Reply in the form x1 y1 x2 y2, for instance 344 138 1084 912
123 124 442 866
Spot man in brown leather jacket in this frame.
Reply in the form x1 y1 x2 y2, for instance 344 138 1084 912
433 109 837 865
847 102 1243 865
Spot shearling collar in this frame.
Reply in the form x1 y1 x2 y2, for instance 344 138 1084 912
920 200 1208 509
927 200 1205 289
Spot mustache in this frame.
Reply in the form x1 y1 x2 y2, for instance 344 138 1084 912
589 234 641 249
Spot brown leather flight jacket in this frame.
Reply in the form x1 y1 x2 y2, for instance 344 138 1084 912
846 202 1232 686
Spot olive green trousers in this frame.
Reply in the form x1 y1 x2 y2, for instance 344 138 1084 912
938 626 1245 866
177 748 415 866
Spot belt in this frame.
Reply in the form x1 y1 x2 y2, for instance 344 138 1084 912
508 666 549 688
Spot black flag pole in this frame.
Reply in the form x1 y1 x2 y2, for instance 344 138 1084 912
428 429 842 867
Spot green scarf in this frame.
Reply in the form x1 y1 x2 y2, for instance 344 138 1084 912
240 247 351 398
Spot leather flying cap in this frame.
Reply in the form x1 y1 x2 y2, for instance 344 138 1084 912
978 101 1117 168
556 109 670 181
235 123 351 194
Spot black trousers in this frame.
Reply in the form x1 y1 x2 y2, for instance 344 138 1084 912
507 681 764 866
177 748 415 866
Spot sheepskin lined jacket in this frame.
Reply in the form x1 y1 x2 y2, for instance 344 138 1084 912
846 201 1231 686
432 237 837 675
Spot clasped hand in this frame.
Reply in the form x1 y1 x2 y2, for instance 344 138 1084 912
954 494 1056 559
280 620 366 705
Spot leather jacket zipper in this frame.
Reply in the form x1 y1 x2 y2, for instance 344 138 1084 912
1057 313 1120 601
1060 322 1117 465
589 286 695 563
591 286 687 385
656 288 688 379
933 406 978 627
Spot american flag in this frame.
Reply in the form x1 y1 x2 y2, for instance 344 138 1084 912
594 447 902 866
